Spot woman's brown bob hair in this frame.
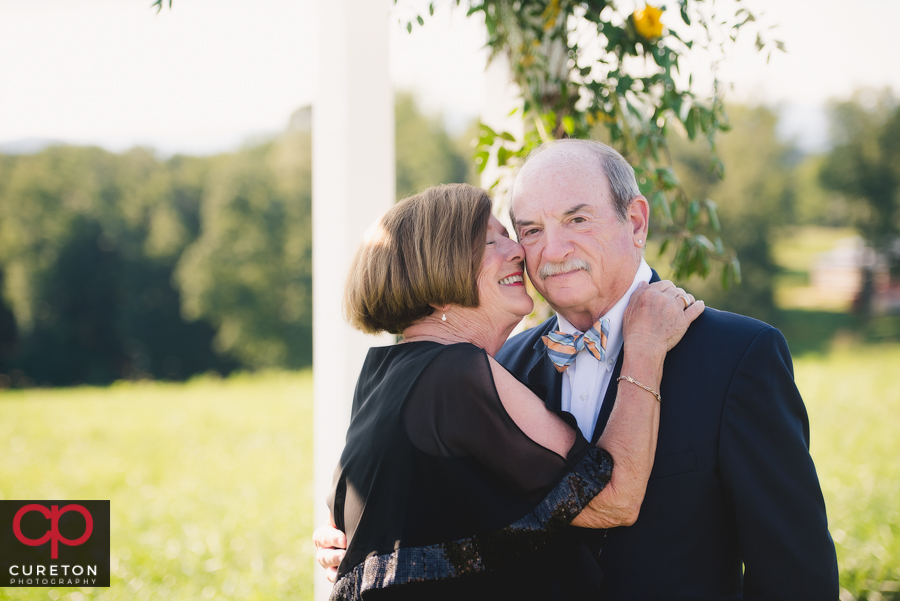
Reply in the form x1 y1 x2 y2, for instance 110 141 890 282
344 183 493 335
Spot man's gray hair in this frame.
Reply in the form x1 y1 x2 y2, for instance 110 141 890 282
510 139 641 222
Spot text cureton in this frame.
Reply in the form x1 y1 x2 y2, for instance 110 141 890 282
8 564 97 576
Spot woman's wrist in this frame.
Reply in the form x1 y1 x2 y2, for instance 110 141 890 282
617 376 661 403
620 347 665 392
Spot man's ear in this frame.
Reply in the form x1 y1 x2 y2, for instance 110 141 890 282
628 196 650 245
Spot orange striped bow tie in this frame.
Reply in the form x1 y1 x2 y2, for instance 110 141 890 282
541 318 610 373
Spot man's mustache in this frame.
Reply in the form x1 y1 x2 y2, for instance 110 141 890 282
538 258 591 280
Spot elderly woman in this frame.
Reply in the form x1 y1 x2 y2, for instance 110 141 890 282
325 184 702 600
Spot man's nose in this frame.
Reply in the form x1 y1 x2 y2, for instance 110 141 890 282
542 226 573 262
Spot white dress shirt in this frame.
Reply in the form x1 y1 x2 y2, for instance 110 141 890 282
558 259 653 439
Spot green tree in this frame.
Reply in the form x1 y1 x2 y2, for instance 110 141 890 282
0 155 19 376
175 128 314 369
0 146 231 385
791 154 849 227
0 147 133 383
668 105 793 323
820 90 900 271
396 92 472 198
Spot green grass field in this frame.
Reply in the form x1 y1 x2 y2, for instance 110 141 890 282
1 350 898 600
796 345 900 601
0 371 315 601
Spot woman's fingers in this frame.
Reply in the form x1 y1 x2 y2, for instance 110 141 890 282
313 519 347 579
656 282 697 310
313 521 347 551
684 300 705 322
316 547 346 572
677 293 695 310
626 280 705 351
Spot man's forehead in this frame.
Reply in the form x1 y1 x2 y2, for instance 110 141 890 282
512 162 610 219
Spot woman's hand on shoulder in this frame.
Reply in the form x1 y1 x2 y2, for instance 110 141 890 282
623 280 704 356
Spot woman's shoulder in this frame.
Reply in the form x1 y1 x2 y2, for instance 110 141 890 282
416 342 492 382
359 342 492 395
372 341 488 370
366 340 485 360
430 341 489 361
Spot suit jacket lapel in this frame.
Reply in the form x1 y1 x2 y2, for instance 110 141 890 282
524 317 564 412
528 351 564 412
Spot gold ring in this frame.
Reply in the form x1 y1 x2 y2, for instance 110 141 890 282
679 295 690 309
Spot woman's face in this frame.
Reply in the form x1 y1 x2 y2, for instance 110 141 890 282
475 215 534 321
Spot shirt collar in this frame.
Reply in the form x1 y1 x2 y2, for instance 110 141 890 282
555 259 653 358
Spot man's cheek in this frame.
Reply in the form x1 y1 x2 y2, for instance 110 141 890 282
525 265 546 295
522 258 538 281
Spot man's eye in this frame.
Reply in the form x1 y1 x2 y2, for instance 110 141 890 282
521 228 539 237
571 217 586 224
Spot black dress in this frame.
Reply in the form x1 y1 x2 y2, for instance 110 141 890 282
328 342 614 601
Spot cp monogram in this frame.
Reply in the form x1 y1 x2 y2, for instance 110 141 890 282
13 504 94 559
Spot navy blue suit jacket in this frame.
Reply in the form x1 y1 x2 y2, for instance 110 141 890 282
495 276 838 600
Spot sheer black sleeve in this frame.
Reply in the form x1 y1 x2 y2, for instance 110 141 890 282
402 343 591 497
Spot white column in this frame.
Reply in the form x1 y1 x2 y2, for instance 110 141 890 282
312 1 394 599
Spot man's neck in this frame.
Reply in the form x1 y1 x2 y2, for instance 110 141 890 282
563 310 612 334
556 260 650 332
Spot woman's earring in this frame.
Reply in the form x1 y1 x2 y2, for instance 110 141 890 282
442 312 447 322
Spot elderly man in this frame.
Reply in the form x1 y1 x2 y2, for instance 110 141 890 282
316 139 838 600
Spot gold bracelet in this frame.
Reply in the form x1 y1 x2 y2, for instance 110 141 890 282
617 375 661 403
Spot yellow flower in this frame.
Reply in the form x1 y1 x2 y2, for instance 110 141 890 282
542 0 562 32
585 111 615 126
633 5 664 40
597 111 616 123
